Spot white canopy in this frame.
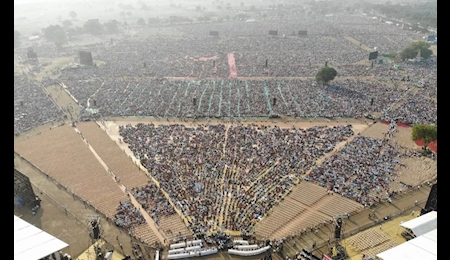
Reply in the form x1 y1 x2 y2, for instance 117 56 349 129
376 228 437 260
14 215 69 260
400 211 437 236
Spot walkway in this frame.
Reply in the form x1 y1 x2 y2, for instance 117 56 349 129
228 52 237 78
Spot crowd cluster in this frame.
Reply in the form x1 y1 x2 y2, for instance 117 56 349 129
119 123 354 234
381 92 437 125
14 74 64 135
13 11 436 135
131 181 175 224
55 75 435 126
114 200 147 229
306 135 406 207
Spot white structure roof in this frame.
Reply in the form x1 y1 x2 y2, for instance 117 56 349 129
376 228 437 260
14 215 69 260
400 211 437 236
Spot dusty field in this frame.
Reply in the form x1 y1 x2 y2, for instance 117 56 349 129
390 157 437 191
360 122 390 139
390 125 415 149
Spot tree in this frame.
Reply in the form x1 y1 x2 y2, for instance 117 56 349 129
148 17 160 25
315 65 337 86
14 30 21 48
83 19 104 35
400 41 433 60
62 19 73 28
69 11 77 20
412 124 437 151
137 17 146 26
104 20 119 33
65 27 77 40
42 25 67 47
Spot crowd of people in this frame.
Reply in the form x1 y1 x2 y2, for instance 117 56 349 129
13 10 437 257
114 200 147 230
13 12 437 135
14 74 65 135
14 68 437 135
119 123 354 234
131 181 176 224
62 76 434 125
306 135 406 207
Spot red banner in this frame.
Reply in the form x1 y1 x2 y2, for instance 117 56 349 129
323 254 333 260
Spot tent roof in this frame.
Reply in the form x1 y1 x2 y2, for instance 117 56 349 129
14 215 69 260
400 211 437 236
376 228 437 260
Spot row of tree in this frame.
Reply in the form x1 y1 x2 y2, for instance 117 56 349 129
15 18 121 47
315 40 434 85
354 0 436 29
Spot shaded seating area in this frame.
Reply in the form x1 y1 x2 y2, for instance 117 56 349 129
316 194 363 217
14 125 128 218
346 228 391 251
255 197 306 238
130 224 160 246
158 215 192 242
76 122 150 189
289 181 328 206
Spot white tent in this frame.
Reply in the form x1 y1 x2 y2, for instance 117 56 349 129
376 228 437 260
400 211 437 237
14 215 69 260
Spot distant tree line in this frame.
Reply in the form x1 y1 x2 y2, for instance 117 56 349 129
357 1 437 28
38 15 122 47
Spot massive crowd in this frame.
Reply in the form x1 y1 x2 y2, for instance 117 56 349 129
119 123 354 234
56 75 434 126
14 74 64 135
14 11 437 255
13 12 436 135
306 135 406 207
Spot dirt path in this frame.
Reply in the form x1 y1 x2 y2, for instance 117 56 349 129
45 84 81 121
344 36 375 52
228 52 237 78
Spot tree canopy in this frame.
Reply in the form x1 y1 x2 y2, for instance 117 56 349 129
400 41 433 60
103 20 119 33
356 1 436 28
69 11 77 19
42 25 67 47
315 65 337 85
412 124 437 150
83 19 104 35
136 18 146 26
62 19 73 28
